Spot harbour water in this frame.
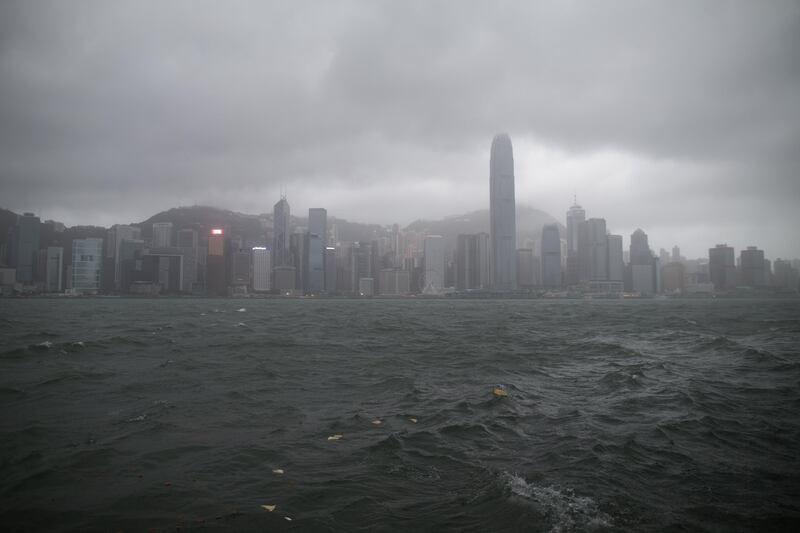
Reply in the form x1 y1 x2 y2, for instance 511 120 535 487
1 298 799 531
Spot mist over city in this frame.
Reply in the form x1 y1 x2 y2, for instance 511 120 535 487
1 2 800 533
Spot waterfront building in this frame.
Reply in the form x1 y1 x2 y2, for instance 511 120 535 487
565 200 585 286
325 246 337 293
607 234 624 282
455 233 490 290
252 247 271 292
541 224 562 288
306 208 327 293
273 197 291 267
44 246 63 292
489 133 517 290
740 246 766 287
709 244 736 291
206 228 227 296
630 229 655 295
423 235 445 294
379 268 410 295
72 238 103 293
106 225 142 291
11 212 40 284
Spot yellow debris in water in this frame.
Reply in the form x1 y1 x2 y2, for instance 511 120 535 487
327 434 343 441
371 419 382 425
272 469 284 475
409 418 418 423
284 516 293 521
261 504 276 512
493 387 508 397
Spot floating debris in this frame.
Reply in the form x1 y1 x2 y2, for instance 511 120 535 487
237 308 246 312
493 386 508 398
35 341 53 349
284 516 292 521
327 434 343 441
261 504 276 512
371 419 382 426
272 469 284 475
408 418 418 423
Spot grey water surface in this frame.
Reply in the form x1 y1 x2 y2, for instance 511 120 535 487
1 298 799 532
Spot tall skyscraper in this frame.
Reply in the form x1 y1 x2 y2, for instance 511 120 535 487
423 235 445 294
11 212 40 284
306 208 327 293
273 197 291 267
578 218 608 282
541 224 562 288
489 133 517 290
106 225 142 291
565 201 585 286
630 229 656 294
607 234 624 282
207 228 227 296
709 244 736 291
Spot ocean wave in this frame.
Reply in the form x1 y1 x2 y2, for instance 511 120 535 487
503 472 612 532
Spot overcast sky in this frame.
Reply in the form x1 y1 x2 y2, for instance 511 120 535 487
1 1 798 259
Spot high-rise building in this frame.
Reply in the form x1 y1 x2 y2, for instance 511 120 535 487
153 222 173 248
325 247 337 293
709 244 736 291
423 235 445 294
273 197 291 267
489 133 517 290
455 233 490 290
44 246 63 292
11 212 40 284
72 238 103 293
290 231 307 292
662 262 686 293
773 259 799 292
565 201 585 286
578 218 608 282
739 246 766 288
306 208 327 293
630 229 655 294
607 234 624 282
541 224 562 288
207 228 227 296
106 225 142 291
252 247 271 292
177 228 198 292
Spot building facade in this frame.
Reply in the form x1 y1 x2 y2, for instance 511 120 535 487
489 134 517 290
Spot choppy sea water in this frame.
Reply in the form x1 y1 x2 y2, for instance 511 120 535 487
1 298 799 532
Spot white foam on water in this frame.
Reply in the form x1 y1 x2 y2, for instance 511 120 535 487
503 472 612 532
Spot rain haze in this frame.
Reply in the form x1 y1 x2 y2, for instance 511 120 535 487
1 0 799 259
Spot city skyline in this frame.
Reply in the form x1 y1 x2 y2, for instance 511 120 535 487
1 2 799 259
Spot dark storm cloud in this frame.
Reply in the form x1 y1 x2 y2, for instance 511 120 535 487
0 0 798 256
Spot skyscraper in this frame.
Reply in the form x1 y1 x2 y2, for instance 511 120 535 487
11 212 40 284
207 228 226 296
455 233 490 290
252 247 271 292
578 218 608 283
630 229 656 295
709 244 736 291
72 238 103 294
565 201 585 286
489 133 517 290
541 224 562 288
273 197 291 267
740 246 766 287
306 208 327 293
